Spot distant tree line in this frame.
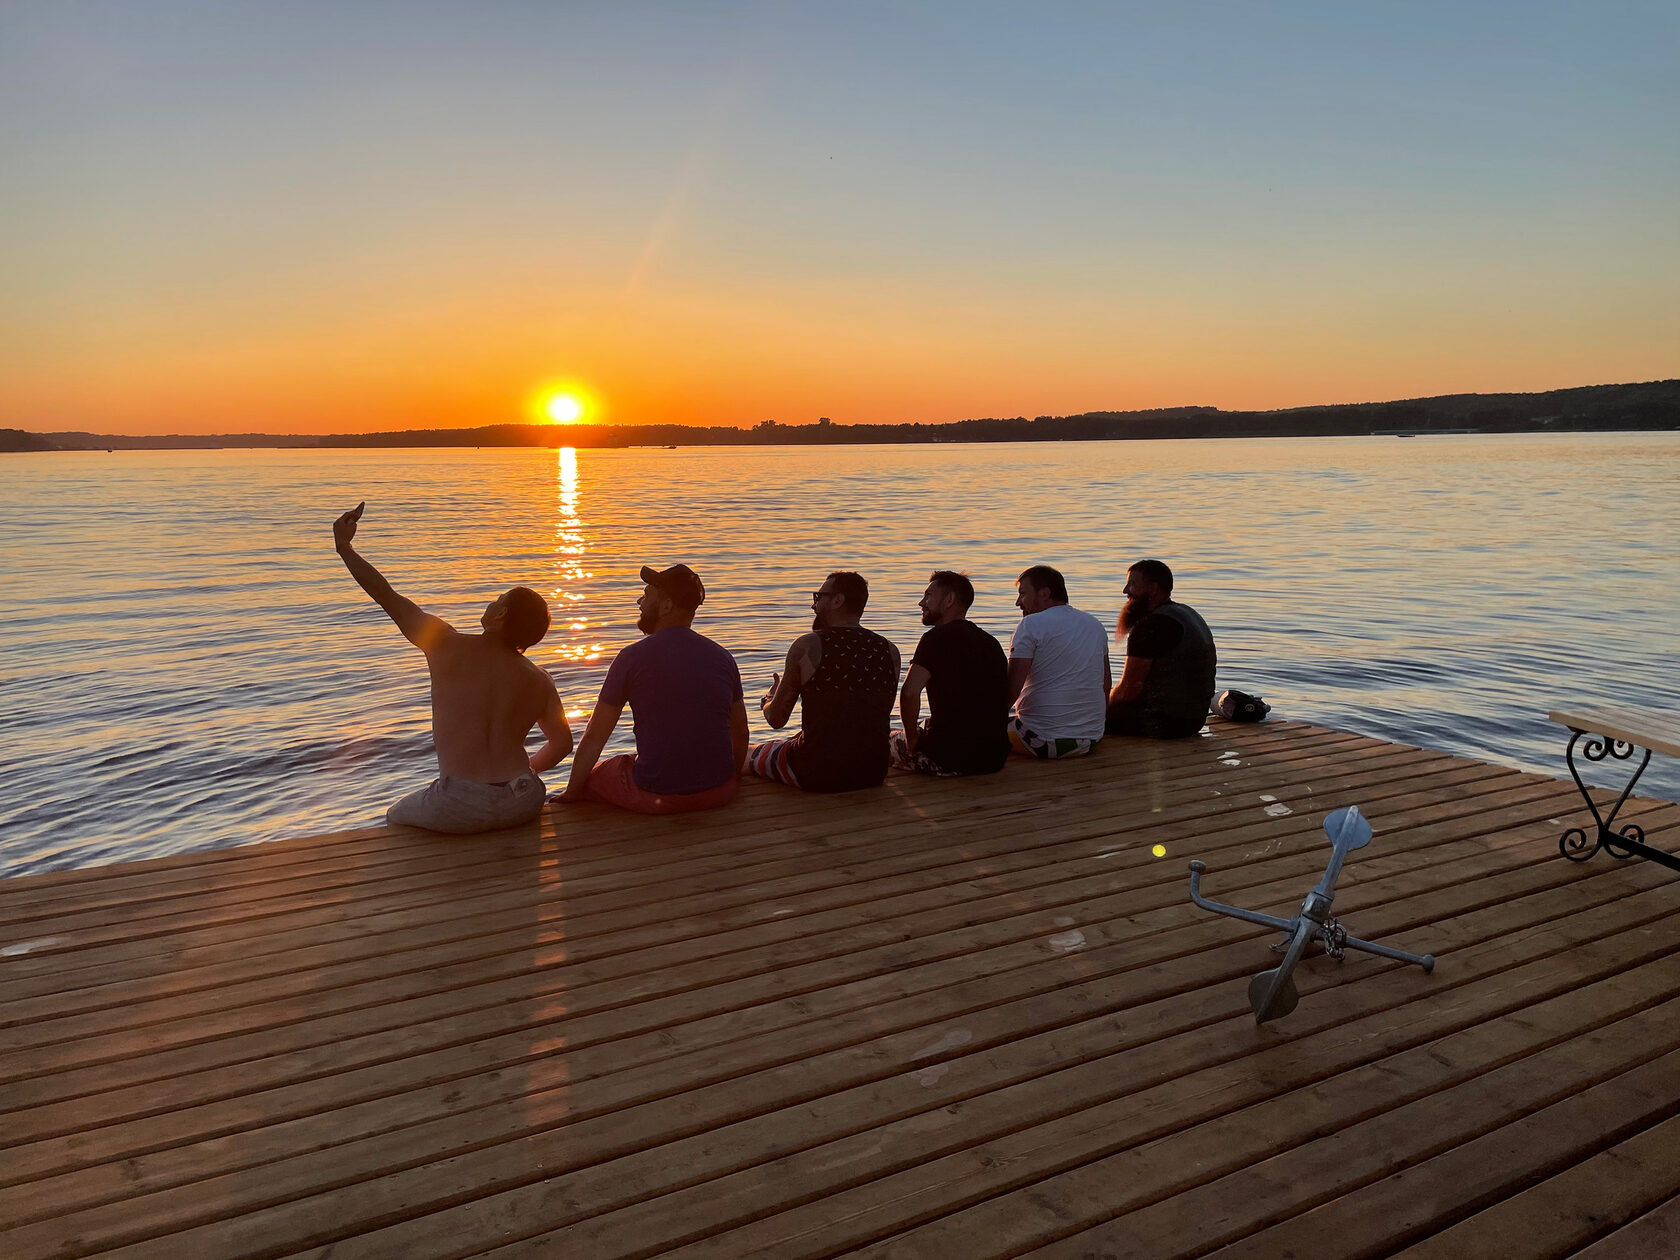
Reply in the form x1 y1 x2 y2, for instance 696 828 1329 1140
13 378 1679 452
311 378 1680 449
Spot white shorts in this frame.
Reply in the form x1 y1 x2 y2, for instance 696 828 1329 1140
386 772 545 834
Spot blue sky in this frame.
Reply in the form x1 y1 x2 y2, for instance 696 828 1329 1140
3 1 1676 432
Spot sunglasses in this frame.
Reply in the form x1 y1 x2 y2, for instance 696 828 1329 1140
812 589 839 601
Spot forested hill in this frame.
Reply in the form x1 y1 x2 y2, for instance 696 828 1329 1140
1 428 58 452
317 378 1680 448
13 378 1679 451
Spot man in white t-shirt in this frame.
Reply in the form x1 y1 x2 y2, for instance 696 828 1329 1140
1006 564 1112 758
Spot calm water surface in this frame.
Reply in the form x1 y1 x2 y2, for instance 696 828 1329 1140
2 434 1676 876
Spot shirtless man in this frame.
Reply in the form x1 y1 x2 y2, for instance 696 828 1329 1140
334 502 573 833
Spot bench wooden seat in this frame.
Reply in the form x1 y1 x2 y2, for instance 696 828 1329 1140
1548 707 1680 760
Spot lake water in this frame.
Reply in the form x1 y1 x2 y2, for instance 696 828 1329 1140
2 433 1677 877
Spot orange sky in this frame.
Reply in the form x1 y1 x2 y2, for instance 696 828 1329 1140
3 5 1675 436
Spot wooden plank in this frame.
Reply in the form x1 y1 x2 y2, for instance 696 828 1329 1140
0 719 1326 913
1569 1190 1680 1259
0 727 1373 967
7 724 1360 927
474 870 1680 1260
0 726 1374 990
0 738 1418 1036
2 769 1595 1184
3 779 1666 1135
1 721 1676 1260
0 766 1581 1117
0 738 1464 1050
1018 1045 1680 1260
1383 1111 1680 1260
0 744 1498 1040
1 769 1566 1118
452 918 1680 1260
3 778 1634 1184
12 841 1678 1257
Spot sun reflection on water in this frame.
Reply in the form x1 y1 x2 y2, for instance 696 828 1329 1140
549 446 602 671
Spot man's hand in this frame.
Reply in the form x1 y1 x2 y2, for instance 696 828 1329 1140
334 502 366 552
759 671 781 710
333 503 452 651
552 784 589 805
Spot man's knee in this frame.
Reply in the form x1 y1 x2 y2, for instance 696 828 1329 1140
748 738 801 788
386 783 436 828
581 754 639 807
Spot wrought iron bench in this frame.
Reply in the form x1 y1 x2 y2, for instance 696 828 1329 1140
1549 706 1680 874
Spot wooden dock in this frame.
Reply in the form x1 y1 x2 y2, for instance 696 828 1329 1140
3 719 1680 1259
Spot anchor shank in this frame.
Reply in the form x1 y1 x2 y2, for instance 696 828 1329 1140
1188 865 1296 933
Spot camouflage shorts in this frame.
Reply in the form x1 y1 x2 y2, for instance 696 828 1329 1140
888 725 959 777
1007 716 1097 760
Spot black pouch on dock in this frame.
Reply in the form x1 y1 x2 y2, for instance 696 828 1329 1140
1216 689 1271 723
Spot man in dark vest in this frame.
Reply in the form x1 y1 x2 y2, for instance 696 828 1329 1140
749 571 901 792
1106 559 1217 739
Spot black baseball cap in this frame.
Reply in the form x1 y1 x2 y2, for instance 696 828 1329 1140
639 563 705 609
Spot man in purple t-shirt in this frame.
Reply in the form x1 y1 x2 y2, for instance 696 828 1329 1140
553 563 748 815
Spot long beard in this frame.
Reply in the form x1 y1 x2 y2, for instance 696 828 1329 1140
1118 595 1149 635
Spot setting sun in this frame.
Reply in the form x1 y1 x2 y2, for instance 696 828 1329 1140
545 392 585 425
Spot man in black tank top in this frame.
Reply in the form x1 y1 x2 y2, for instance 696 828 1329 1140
1106 559 1217 739
748 571 902 792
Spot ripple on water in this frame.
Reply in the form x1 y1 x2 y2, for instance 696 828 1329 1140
2 435 1677 876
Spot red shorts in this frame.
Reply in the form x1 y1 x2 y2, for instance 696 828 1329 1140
583 754 739 815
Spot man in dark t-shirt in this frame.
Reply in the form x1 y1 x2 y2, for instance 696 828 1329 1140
749 570 901 792
553 563 748 814
893 570 1010 776
1106 558 1217 739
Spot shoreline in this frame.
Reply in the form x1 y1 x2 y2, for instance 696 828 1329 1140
10 420 1680 455
9 377 1679 452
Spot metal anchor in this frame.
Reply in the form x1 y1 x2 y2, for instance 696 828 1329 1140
1188 805 1435 1023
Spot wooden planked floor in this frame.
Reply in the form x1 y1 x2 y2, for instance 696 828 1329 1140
3 719 1679 1259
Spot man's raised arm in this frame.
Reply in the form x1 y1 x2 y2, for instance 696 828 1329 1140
333 502 452 652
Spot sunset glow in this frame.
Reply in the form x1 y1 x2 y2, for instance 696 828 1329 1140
1 6 1674 437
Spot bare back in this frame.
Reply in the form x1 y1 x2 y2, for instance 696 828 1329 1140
425 633 553 782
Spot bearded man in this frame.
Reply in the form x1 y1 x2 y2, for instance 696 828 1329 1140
1105 559 1218 739
1006 564 1112 759
749 570 901 792
553 563 748 814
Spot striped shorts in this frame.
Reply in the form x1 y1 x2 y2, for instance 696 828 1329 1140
747 736 803 788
